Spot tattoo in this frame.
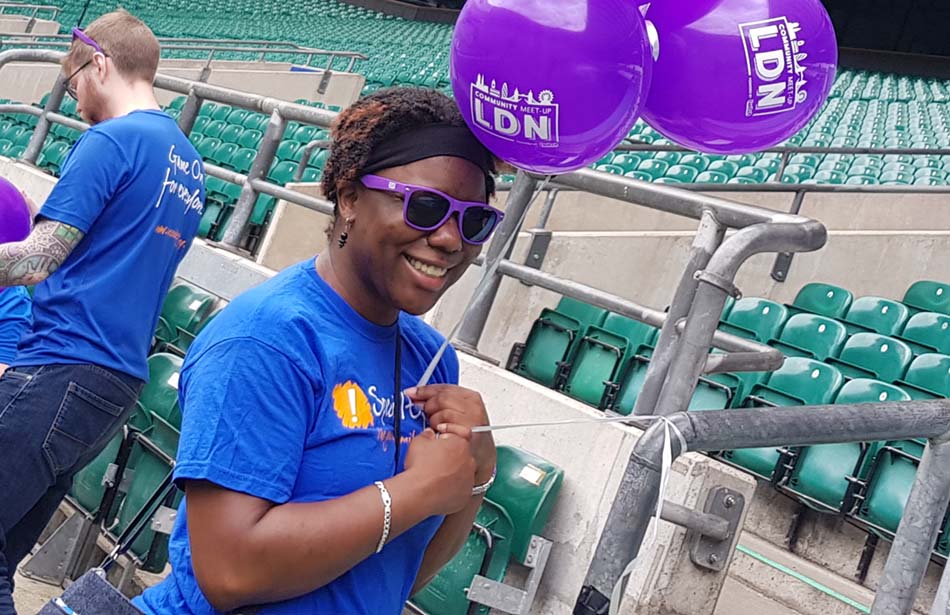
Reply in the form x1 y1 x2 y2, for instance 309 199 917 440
0 220 85 286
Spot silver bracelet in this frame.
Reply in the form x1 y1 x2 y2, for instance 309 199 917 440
472 467 497 496
374 481 392 553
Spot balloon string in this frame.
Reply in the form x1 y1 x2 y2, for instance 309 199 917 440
416 174 554 388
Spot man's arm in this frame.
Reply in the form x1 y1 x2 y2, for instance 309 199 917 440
0 220 84 286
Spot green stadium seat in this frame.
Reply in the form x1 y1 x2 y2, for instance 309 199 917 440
665 164 698 183
269 160 298 185
509 299 607 388
203 119 226 139
897 312 950 355
679 154 710 172
770 313 847 360
813 170 845 184
209 142 238 166
242 113 268 133
784 379 911 513
226 108 250 126
219 124 244 144
168 96 186 111
723 358 844 480
293 124 321 143
895 353 950 399
637 159 669 180
139 353 184 428
787 282 854 319
170 307 223 356
596 164 624 175
903 280 950 314
276 140 301 161
654 152 681 166
856 439 926 536
827 333 913 382
301 167 322 182
695 171 729 184
198 102 217 118
211 105 232 122
841 296 911 336
707 160 738 177
197 137 222 160
411 446 562 615
719 298 789 343
154 283 217 351
228 148 257 174
611 153 643 172
735 167 769 183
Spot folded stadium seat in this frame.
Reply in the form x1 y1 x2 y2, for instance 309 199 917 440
0 140 13 157
196 137 222 161
68 404 153 519
169 306 223 357
677 154 710 172
211 105 233 122
853 438 926 538
138 353 184 429
237 129 263 150
653 151 680 166
665 164 699 183
594 152 614 166
276 139 301 161
219 124 244 145
813 170 846 184
228 148 257 174
903 280 950 314
734 166 769 183
785 282 854 319
880 170 913 185
707 160 738 177
411 446 563 615
242 113 268 133
293 124 322 143
722 358 844 481
790 154 821 169
840 296 911 336
636 159 669 180
611 153 643 173
153 283 218 352
202 119 226 139
226 108 250 126
562 313 657 407
894 353 950 399
781 379 910 513
624 170 654 182
206 142 236 166
819 160 850 175
897 312 950 355
167 96 186 111
198 102 217 118
112 420 181 573
845 175 878 186
507 297 607 388
719 297 789 343
595 163 624 175
770 313 848 360
268 160 298 185
755 156 782 174
826 333 913 382
695 171 729 184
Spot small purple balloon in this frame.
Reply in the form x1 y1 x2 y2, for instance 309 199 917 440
451 0 653 175
643 0 838 154
0 177 30 244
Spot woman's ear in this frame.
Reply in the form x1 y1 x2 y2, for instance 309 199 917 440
336 181 359 223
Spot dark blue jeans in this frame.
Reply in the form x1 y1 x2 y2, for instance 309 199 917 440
0 364 143 615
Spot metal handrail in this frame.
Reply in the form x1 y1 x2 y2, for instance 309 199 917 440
0 1 59 20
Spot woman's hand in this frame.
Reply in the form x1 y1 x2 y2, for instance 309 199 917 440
406 385 496 485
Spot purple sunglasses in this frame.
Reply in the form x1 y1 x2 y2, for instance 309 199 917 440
64 28 107 100
360 174 504 245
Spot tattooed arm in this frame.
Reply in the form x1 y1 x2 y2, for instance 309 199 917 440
0 220 84 287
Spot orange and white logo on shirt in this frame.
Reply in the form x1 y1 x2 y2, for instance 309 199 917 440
332 381 374 429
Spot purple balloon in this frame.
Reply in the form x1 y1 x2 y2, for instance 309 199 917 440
0 177 30 244
642 0 838 154
451 0 653 175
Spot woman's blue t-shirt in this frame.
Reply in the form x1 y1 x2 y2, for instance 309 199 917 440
135 257 457 615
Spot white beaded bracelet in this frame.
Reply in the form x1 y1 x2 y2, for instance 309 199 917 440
374 481 392 554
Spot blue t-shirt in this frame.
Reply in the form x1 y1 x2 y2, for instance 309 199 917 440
14 110 204 380
0 287 31 364
135 257 456 615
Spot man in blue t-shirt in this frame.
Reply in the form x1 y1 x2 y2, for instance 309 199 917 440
0 287 30 374
0 11 204 613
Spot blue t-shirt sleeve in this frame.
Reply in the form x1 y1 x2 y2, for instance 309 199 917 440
39 130 130 233
0 288 31 364
173 337 319 503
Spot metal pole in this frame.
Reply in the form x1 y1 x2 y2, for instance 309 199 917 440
535 188 559 229
221 109 286 247
634 210 725 416
660 500 730 541
22 76 65 164
929 557 950 615
872 440 950 615
653 220 826 416
455 172 540 351
177 90 203 136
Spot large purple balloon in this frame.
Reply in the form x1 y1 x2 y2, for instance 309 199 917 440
451 0 653 175
0 177 30 244
643 0 838 154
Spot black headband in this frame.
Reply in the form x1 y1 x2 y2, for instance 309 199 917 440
361 123 495 178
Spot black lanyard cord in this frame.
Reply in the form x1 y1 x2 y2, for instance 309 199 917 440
393 325 402 474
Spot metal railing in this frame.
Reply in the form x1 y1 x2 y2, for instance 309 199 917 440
1 47 950 615
0 2 59 21
0 33 367 71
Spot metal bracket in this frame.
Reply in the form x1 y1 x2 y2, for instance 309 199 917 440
771 190 807 282
466 535 552 615
318 69 333 94
20 513 91 586
522 229 552 277
694 270 742 300
149 506 178 536
688 486 745 572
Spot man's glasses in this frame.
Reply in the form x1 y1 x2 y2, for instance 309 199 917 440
64 28 107 100
360 174 504 245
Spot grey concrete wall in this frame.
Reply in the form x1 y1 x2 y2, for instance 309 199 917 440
256 182 332 271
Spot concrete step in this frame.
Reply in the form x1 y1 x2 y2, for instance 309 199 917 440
723 532 927 615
